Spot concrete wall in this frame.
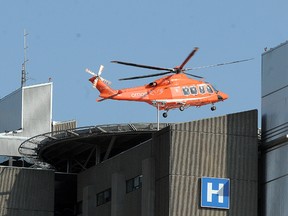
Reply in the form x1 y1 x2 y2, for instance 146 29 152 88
0 136 28 156
0 166 54 216
0 82 52 157
0 83 52 136
153 126 170 216
22 83 52 137
78 140 154 216
0 89 22 133
168 110 258 216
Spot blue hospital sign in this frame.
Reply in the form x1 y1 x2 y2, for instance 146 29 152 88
201 177 230 209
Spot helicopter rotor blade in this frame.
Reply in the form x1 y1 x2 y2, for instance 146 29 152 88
182 72 204 79
112 48 252 81
98 65 104 76
111 60 173 72
185 58 254 71
178 47 199 70
85 68 97 76
119 71 172 81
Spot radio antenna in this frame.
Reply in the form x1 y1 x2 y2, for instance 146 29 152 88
21 29 29 87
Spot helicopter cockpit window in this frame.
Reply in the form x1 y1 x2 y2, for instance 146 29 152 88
190 86 197 95
199 85 205 94
182 87 190 95
211 85 218 93
206 85 213 93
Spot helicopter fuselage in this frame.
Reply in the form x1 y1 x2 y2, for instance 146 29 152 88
93 73 228 112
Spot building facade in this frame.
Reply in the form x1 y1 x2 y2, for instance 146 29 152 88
78 110 258 216
0 166 54 215
261 41 288 216
0 106 258 215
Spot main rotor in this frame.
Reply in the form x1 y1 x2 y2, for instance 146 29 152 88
111 47 253 81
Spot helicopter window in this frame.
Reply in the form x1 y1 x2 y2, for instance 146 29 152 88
206 85 213 93
211 85 218 93
199 85 205 94
182 87 190 95
190 86 198 95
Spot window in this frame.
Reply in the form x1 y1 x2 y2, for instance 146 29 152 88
96 188 111 206
190 86 198 95
182 87 190 95
206 85 213 93
211 85 218 93
0 156 33 167
126 175 143 193
199 85 205 94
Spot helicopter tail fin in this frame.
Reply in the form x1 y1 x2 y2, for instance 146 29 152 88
94 78 119 99
86 66 119 101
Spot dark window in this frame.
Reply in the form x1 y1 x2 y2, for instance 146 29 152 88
190 86 198 95
206 85 213 93
0 156 33 167
199 85 205 94
126 175 143 193
182 87 190 95
97 188 111 206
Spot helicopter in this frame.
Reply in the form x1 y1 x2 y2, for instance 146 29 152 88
86 47 252 118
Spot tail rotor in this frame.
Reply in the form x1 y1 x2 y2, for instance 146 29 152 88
98 65 104 76
86 65 111 86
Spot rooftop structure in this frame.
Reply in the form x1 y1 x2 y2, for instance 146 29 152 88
0 83 52 158
20 123 170 173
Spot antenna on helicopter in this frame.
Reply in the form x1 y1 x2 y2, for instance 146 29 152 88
21 29 29 87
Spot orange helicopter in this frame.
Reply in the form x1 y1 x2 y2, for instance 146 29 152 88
86 47 251 118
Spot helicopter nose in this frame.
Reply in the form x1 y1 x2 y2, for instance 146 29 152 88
217 92 228 101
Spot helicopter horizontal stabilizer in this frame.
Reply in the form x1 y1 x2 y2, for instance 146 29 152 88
96 92 119 102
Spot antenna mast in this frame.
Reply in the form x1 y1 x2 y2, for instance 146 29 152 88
21 29 29 87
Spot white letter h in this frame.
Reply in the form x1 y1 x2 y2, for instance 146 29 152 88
207 182 224 203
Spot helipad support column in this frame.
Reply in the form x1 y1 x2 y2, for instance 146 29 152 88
111 172 125 216
82 185 96 216
95 145 101 164
142 158 155 216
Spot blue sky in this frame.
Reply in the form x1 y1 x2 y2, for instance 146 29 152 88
1 0 288 127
